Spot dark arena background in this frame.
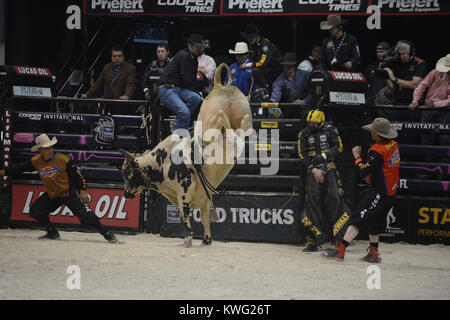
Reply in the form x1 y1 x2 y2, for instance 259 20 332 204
0 0 449 303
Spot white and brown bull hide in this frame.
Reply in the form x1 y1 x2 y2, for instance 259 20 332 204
120 63 253 247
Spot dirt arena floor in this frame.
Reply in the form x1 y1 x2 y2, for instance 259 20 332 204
0 228 449 300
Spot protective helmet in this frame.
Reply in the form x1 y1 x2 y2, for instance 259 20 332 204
306 109 325 127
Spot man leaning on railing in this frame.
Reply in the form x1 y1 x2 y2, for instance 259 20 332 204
408 54 450 146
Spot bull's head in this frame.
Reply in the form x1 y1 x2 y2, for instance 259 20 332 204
120 149 146 199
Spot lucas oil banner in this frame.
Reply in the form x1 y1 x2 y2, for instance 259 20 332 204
10 184 141 230
160 194 303 243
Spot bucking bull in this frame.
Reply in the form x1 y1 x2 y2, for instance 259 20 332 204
120 63 253 247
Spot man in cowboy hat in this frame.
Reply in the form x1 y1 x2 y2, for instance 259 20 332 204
270 52 311 118
0 134 118 243
240 23 282 90
409 53 450 145
319 15 360 72
226 42 255 97
321 118 400 262
158 33 205 135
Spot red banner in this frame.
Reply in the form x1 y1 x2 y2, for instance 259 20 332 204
12 66 53 77
329 71 367 82
11 184 140 229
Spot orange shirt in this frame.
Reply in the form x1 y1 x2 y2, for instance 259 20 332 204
355 140 400 196
31 153 71 199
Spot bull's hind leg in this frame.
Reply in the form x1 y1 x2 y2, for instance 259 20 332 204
199 199 212 246
179 201 193 248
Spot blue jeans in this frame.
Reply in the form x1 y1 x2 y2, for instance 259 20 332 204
421 109 450 146
158 86 202 132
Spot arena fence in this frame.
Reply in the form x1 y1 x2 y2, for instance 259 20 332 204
1 96 449 244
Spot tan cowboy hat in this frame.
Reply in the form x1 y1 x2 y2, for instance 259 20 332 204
31 134 58 152
362 117 398 139
436 54 450 73
280 52 298 66
320 15 349 30
229 42 249 54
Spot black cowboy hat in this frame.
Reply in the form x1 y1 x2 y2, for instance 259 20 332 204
184 34 206 48
280 52 299 66
240 23 259 39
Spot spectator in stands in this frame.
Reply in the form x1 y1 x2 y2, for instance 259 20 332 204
365 42 391 102
0 134 118 243
298 45 321 73
409 53 450 145
142 43 171 101
197 39 217 96
158 34 204 134
298 109 346 251
375 40 428 121
226 42 255 97
240 23 282 90
269 52 311 118
319 15 361 72
82 44 137 113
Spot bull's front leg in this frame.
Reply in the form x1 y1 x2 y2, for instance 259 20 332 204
179 200 193 248
199 200 212 246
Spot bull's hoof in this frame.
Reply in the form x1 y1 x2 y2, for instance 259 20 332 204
201 235 212 246
184 234 193 248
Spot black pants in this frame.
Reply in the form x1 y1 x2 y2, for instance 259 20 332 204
30 191 107 235
300 167 351 243
350 188 393 235
252 67 280 89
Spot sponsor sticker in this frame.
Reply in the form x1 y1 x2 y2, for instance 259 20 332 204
261 121 278 129
329 91 365 105
167 205 181 223
13 86 52 98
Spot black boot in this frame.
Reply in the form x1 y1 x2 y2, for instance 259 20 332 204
303 237 318 252
102 231 118 244
201 235 212 246
38 226 60 240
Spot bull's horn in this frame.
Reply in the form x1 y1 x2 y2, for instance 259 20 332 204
214 63 232 88
119 149 135 161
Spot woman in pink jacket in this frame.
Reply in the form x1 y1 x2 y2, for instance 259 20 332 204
409 54 450 145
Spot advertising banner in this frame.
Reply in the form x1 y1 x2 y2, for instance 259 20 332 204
10 184 141 230
379 200 408 242
160 193 304 243
84 0 450 16
410 198 450 244
372 0 450 15
84 0 221 16
222 0 369 15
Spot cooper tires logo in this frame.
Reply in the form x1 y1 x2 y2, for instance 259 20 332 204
18 113 42 121
157 0 216 13
298 0 361 11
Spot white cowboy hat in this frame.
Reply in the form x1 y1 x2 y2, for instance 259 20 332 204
31 134 58 152
320 14 349 30
436 54 450 73
229 42 249 54
362 117 398 139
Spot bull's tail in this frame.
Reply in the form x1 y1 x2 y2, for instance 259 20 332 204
214 63 232 88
